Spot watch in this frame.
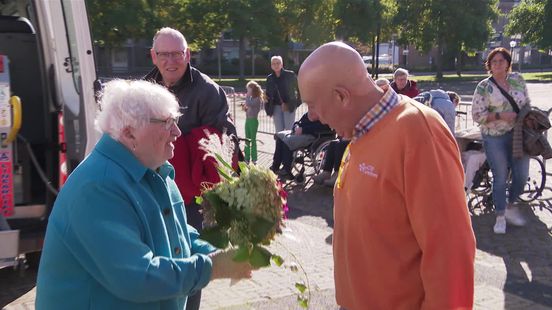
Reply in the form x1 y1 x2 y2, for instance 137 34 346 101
495 112 501 120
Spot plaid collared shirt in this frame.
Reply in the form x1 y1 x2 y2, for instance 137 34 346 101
352 88 400 142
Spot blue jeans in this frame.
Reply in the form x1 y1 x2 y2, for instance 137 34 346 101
272 105 296 132
482 131 529 214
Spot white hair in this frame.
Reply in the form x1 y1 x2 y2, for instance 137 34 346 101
271 55 283 64
152 27 188 51
375 78 390 87
393 68 409 78
95 80 180 140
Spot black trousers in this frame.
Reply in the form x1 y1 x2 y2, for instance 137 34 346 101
185 201 203 310
322 139 349 173
271 137 294 173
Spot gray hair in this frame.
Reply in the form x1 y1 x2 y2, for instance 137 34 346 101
375 78 390 87
271 55 283 64
152 27 188 51
393 68 409 78
96 80 180 140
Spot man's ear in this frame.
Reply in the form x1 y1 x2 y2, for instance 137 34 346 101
333 87 350 108
150 48 157 65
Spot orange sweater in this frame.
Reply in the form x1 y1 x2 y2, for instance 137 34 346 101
333 99 475 310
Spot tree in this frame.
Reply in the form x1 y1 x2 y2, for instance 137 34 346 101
334 0 396 77
394 0 498 78
506 0 552 50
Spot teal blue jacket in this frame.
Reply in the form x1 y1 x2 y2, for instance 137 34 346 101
36 134 216 310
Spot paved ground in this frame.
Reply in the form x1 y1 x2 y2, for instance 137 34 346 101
2 82 552 310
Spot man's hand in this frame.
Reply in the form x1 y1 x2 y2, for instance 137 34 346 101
209 249 254 280
294 127 303 135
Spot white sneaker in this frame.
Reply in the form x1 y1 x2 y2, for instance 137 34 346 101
494 215 506 234
505 207 526 226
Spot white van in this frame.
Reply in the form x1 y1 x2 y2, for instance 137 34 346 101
0 0 98 268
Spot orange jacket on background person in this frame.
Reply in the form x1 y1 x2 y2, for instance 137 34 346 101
333 99 476 309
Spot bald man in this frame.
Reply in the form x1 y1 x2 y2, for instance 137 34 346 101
298 42 475 310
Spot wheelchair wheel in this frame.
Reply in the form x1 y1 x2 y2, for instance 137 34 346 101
518 156 546 203
311 139 332 175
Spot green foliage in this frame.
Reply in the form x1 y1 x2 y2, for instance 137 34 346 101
506 0 552 50
271 254 285 267
249 245 272 267
394 0 498 77
200 226 230 248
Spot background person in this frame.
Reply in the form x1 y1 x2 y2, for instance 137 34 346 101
270 112 331 181
36 80 252 310
375 77 390 91
242 81 265 164
312 138 349 187
266 56 301 132
390 67 419 98
298 42 475 310
144 27 238 309
472 47 530 234
413 89 457 134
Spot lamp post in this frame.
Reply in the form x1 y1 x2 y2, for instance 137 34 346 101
509 40 517 71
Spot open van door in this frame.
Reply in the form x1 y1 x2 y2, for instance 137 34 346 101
0 0 98 266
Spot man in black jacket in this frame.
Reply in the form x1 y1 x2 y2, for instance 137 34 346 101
266 56 301 132
271 112 331 180
144 27 236 310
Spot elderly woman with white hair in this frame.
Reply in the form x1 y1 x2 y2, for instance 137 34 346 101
36 80 252 310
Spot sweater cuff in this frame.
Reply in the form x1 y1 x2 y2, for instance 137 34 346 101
190 253 213 294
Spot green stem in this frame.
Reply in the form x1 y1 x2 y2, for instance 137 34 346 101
274 239 311 308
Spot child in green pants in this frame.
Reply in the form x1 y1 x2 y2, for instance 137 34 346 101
243 81 265 164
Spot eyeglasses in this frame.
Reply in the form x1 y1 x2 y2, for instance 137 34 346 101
155 50 186 61
150 115 180 130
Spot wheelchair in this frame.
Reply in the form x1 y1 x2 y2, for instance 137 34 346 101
290 131 336 184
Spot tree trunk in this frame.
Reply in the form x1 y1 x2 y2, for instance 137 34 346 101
435 43 444 79
371 35 376 78
239 36 245 80
375 22 381 79
456 50 463 77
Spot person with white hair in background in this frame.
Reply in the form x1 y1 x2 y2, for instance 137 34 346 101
265 55 302 131
36 80 253 310
390 67 419 98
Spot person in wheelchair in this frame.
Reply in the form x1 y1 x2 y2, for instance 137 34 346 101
313 138 349 187
270 112 331 180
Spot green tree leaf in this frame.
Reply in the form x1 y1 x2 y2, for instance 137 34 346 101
297 295 309 308
199 226 229 249
249 245 272 268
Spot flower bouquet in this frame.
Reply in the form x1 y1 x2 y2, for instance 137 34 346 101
195 133 288 268
196 132 310 308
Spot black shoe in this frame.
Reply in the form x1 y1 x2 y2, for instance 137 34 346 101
279 171 294 181
270 165 279 173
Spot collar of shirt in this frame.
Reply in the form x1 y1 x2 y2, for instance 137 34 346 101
149 63 194 92
94 134 175 182
352 88 399 142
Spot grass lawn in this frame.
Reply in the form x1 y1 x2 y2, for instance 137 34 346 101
216 71 552 90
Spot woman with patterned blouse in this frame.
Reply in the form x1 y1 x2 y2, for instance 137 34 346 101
472 47 530 234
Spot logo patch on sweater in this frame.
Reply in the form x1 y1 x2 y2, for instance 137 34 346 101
359 163 378 178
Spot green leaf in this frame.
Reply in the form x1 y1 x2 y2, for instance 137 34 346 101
195 196 203 205
238 161 249 174
215 153 235 174
271 255 284 267
233 245 251 262
216 166 233 181
295 281 307 294
203 191 232 227
199 226 229 249
297 295 309 308
249 215 276 243
249 245 272 268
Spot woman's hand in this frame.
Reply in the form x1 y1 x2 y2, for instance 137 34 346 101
209 249 254 280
